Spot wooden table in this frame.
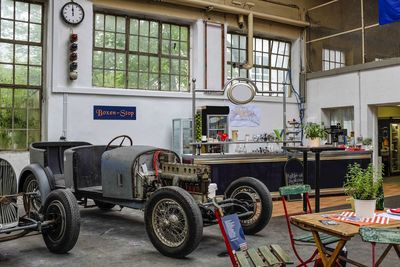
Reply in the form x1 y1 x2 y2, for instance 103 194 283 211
290 210 400 267
282 146 344 212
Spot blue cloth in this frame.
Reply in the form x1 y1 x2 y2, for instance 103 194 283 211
379 0 400 25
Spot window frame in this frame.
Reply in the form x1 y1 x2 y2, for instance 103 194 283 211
92 11 190 92
322 48 345 71
0 0 44 151
226 33 291 96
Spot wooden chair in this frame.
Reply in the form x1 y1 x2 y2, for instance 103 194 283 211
359 227 400 267
213 200 293 267
279 184 341 267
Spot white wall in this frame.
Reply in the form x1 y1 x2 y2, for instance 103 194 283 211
0 0 302 173
306 64 400 165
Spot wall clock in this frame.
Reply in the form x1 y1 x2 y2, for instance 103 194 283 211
61 1 85 25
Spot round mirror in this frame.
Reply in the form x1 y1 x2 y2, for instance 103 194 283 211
227 82 256 105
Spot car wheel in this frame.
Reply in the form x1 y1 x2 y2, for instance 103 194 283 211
225 177 272 235
42 189 80 254
144 186 203 258
94 200 115 211
22 174 42 213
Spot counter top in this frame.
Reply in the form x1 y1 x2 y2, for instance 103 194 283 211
182 150 372 164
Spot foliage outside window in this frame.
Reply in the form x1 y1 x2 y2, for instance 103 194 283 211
226 33 291 96
322 49 345 71
93 13 190 91
0 0 43 150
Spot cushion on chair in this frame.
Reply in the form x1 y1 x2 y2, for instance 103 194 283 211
360 227 400 245
279 184 311 196
294 232 340 245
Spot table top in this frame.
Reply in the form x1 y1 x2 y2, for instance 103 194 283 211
290 210 400 238
282 146 345 153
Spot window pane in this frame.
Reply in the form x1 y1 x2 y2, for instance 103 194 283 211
29 24 41 43
15 65 28 84
116 17 125 33
105 15 115 31
1 0 14 19
29 46 42 65
95 13 104 30
0 64 13 83
15 2 28 21
1 19 14 39
30 4 42 23
139 20 149 36
0 43 13 63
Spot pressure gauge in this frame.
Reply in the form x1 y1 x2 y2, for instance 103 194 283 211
61 1 85 25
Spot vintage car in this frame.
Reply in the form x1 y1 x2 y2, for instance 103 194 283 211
18 135 273 258
0 158 80 254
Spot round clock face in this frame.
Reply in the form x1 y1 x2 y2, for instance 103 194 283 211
61 2 85 25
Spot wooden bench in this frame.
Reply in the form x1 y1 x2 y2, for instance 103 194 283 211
234 244 293 267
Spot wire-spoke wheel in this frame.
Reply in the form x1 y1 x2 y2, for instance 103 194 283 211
225 177 272 235
152 198 188 248
145 187 203 258
23 174 42 212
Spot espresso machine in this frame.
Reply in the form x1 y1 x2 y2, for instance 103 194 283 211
327 123 347 145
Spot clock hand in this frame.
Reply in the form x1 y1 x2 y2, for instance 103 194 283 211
72 5 75 16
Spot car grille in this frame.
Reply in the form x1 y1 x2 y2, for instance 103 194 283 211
0 158 18 230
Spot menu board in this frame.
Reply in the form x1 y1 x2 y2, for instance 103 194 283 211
284 158 304 200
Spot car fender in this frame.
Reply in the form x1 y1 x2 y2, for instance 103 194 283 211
18 164 53 204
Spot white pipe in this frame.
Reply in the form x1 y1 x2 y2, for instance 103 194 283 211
161 0 309 27
242 13 253 70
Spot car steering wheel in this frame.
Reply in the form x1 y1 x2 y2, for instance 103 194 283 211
105 135 133 151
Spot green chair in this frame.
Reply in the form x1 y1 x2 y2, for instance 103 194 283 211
279 184 341 267
359 227 400 267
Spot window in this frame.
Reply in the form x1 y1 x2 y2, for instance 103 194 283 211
93 13 190 91
0 0 43 150
322 49 345 71
226 33 291 96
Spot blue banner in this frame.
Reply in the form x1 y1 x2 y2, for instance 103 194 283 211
379 0 400 25
93 105 136 120
221 214 247 252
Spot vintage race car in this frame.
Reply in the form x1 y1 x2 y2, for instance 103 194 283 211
18 135 273 258
0 158 80 254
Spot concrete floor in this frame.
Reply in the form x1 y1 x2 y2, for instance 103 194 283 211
1 201 399 267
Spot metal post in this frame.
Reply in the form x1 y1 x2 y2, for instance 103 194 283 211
303 151 308 212
283 84 287 146
192 78 196 154
315 151 321 213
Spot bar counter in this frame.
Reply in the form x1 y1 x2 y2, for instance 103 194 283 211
182 150 372 194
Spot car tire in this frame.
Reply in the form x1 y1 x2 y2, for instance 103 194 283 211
42 189 80 254
144 186 203 258
94 200 115 211
22 174 42 213
225 177 272 235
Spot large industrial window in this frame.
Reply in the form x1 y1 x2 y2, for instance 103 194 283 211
307 0 400 72
322 49 345 71
226 33 291 96
0 0 43 150
93 12 190 91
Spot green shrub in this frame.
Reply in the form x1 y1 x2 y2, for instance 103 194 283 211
343 163 383 200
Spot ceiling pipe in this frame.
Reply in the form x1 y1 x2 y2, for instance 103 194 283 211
160 0 309 27
242 13 253 69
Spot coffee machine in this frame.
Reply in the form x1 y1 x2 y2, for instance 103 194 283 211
327 123 347 145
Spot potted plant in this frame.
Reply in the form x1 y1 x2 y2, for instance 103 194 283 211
343 163 383 218
303 122 327 147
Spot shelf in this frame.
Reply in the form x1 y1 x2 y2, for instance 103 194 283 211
190 140 302 146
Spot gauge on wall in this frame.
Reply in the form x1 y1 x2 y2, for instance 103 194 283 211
61 1 85 25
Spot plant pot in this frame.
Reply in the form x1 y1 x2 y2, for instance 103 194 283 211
346 197 355 211
308 138 320 147
354 199 376 218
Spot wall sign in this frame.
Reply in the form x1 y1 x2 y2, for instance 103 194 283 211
93 105 136 120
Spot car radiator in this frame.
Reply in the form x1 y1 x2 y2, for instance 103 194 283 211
0 159 18 230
